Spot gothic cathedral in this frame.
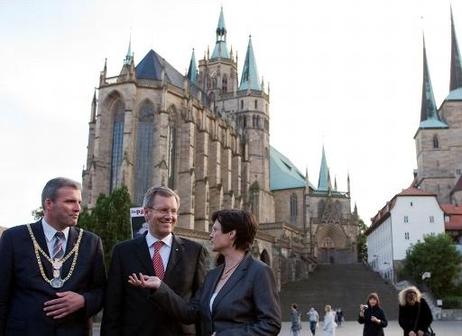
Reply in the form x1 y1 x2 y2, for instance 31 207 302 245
82 8 360 285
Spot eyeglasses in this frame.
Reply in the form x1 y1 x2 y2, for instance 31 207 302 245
147 207 178 216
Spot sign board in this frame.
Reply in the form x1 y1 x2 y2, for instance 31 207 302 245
130 207 147 238
436 299 443 307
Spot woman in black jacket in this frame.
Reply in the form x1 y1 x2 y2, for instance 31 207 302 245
398 286 432 336
358 292 388 336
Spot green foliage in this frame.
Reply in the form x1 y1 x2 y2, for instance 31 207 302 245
403 233 462 297
357 219 368 262
78 186 133 268
442 296 462 309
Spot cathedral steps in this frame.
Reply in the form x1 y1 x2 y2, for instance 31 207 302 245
279 263 399 321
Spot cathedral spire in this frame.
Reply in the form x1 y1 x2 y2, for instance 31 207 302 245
450 5 462 91
211 7 230 59
419 35 447 129
124 33 134 65
187 49 198 83
317 146 330 191
239 35 261 91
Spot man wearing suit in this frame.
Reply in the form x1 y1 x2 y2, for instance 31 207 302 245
0 177 106 336
101 186 208 336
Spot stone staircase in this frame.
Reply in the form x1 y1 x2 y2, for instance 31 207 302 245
280 263 399 321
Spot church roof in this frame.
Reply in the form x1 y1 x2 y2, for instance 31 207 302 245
270 146 314 191
211 7 230 59
450 6 462 91
317 146 330 191
446 87 462 101
239 36 261 91
440 203 462 231
419 37 448 129
135 49 184 88
187 49 198 83
211 41 230 59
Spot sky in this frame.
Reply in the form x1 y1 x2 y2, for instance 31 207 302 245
0 0 461 228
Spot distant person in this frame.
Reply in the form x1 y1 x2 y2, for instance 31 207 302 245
0 177 106 335
358 292 388 336
290 303 302 336
101 186 208 335
128 209 281 335
322 305 337 336
398 286 433 336
335 308 344 327
307 307 319 335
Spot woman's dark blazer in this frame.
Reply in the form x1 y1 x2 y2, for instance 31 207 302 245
357 305 388 336
398 298 432 336
152 253 281 335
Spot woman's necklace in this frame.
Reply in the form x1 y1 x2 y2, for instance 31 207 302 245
219 256 244 282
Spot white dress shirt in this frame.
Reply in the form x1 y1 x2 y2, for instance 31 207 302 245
145 231 173 271
41 218 70 257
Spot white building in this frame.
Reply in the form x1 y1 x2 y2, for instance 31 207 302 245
366 187 445 281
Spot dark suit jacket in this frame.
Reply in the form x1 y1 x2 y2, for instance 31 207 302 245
153 254 281 335
101 233 208 336
0 221 106 336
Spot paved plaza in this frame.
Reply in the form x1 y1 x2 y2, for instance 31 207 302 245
278 320 462 336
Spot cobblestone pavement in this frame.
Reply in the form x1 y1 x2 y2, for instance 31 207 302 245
278 320 462 336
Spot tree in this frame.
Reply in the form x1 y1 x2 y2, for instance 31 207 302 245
403 233 462 297
78 186 133 267
357 219 368 262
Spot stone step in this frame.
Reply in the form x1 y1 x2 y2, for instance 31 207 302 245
280 263 399 321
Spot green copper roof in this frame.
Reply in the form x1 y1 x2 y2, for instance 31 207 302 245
187 49 198 82
446 87 462 100
419 37 447 129
317 146 331 191
270 146 314 191
239 36 261 91
450 6 462 91
211 41 230 59
217 6 226 35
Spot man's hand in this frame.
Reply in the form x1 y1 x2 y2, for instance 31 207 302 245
43 291 85 319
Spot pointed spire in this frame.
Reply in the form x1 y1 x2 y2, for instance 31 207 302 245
305 167 310 188
347 172 351 194
124 33 134 65
450 5 462 91
419 35 447 129
187 49 198 83
211 7 230 59
334 176 338 191
90 89 97 122
317 146 330 191
239 35 262 91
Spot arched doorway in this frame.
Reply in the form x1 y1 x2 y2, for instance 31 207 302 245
319 236 335 264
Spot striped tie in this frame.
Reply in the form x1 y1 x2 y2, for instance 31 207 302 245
52 231 65 259
152 241 165 280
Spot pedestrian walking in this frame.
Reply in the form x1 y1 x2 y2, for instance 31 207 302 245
358 292 388 336
398 286 433 336
323 305 337 336
335 308 344 327
307 307 320 335
290 303 302 336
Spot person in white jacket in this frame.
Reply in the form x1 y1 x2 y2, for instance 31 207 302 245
323 305 337 336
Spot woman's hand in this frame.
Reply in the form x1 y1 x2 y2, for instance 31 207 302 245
128 272 161 289
370 316 381 324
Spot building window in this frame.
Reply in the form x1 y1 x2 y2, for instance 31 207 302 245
254 99 258 109
110 99 125 192
167 120 177 189
222 75 228 92
240 100 244 110
405 232 410 240
429 216 434 223
290 193 298 224
410 202 413 206
456 169 462 175
433 134 439 149
134 101 155 205
404 216 408 223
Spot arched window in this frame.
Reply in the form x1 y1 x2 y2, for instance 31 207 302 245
240 100 244 110
290 193 298 224
110 99 125 191
222 75 228 92
433 134 439 149
167 114 177 189
134 101 155 205
254 99 258 109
